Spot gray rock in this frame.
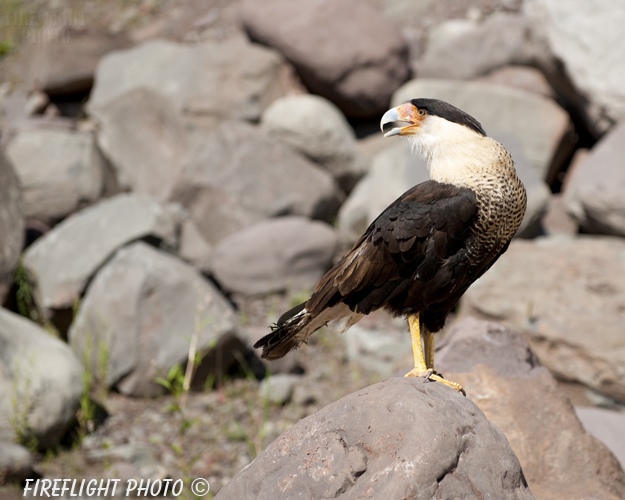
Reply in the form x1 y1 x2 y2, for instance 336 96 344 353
241 0 409 118
419 13 535 80
88 38 284 126
542 194 578 236
0 149 24 303
178 218 213 275
0 441 34 483
343 324 411 377
564 120 625 236
461 236 625 402
576 407 625 471
212 217 338 296
95 88 190 201
437 317 625 500
23 193 181 311
215 377 534 500
260 94 368 192
26 28 131 96
258 374 300 404
392 79 570 180
5 125 104 223
169 121 343 245
524 0 625 131
0 308 83 448
475 65 555 98
69 242 242 397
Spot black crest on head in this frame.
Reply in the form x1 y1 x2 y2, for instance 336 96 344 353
409 98 487 137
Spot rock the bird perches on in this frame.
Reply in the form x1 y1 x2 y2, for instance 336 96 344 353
255 98 527 394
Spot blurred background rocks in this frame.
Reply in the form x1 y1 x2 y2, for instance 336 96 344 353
1 0 625 496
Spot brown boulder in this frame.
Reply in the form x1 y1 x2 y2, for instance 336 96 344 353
241 0 409 118
437 317 625 500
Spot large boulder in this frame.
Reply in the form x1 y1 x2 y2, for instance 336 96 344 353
169 121 343 245
241 0 409 118
4 124 104 223
25 28 131 96
69 242 243 397
95 88 189 201
524 0 625 131
437 317 625 500
212 217 338 296
23 194 181 311
260 95 368 192
564 120 625 236
0 441 34 483
461 236 625 402
215 377 534 499
418 13 535 80
88 38 284 127
392 79 570 180
0 149 24 303
0 308 83 448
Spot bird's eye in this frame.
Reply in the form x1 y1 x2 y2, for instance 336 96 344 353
417 109 427 117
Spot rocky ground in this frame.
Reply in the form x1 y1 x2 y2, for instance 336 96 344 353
2 0 625 498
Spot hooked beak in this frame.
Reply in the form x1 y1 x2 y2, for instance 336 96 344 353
380 103 420 137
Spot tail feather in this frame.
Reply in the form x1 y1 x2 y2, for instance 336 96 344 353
254 302 352 360
254 305 312 360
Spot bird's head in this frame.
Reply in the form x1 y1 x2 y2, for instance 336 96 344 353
380 99 494 182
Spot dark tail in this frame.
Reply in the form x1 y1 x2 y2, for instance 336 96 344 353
254 302 312 360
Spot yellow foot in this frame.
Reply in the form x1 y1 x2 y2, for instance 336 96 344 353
428 373 466 396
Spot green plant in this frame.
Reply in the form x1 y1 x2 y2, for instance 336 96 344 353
14 260 40 323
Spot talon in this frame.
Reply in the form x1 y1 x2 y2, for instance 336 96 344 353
428 373 466 396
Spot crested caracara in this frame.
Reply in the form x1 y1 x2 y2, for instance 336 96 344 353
254 98 527 394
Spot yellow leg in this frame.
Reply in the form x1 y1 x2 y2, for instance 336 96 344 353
405 314 465 395
405 314 429 377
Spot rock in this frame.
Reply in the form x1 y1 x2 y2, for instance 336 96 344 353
26 28 131 96
475 65 555 98
576 407 625 470
215 377 534 499
338 134 549 243
436 317 625 500
69 242 242 397
542 194 578 235
0 441 34 483
258 374 300 404
212 217 338 296
524 0 625 131
4 125 104 223
24 90 50 115
23 194 181 311
241 0 409 118
260 95 368 192
343 324 411 377
418 13 535 80
169 121 343 245
461 236 625 402
0 308 83 448
392 79 570 180
564 121 625 236
88 38 284 127
178 218 213 275
95 88 189 201
0 149 24 303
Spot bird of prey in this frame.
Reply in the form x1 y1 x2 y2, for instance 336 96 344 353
255 99 527 394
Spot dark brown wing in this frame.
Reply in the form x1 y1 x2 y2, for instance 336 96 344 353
306 180 478 319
